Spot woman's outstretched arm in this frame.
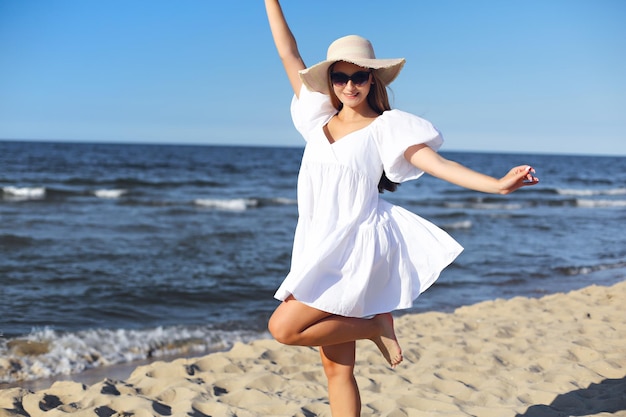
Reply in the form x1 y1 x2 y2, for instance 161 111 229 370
405 144 539 194
265 0 306 97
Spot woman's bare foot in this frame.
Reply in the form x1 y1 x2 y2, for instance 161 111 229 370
371 313 403 367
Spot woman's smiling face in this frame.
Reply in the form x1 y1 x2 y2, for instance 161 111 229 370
330 61 372 110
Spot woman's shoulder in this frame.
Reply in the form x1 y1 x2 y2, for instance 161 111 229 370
379 108 432 125
376 109 438 134
296 84 332 105
291 85 337 137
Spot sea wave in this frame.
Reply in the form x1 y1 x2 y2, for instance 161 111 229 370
0 234 36 249
441 192 626 210
557 187 626 196
194 198 258 211
0 185 298 209
2 186 101 201
0 326 268 384
94 189 127 199
63 177 225 189
442 220 472 230
2 186 46 201
444 201 525 210
575 199 626 208
194 197 296 211
554 260 626 276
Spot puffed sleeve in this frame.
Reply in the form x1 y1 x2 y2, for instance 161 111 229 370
290 85 337 142
374 109 444 182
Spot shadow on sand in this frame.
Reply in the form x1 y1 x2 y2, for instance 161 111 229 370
515 377 626 417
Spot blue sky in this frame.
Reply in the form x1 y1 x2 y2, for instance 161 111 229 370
1 0 624 155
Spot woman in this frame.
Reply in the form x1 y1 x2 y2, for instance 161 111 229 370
264 1 539 415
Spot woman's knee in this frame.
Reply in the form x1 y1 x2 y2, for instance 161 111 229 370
268 310 298 345
320 343 356 380
322 359 355 380
268 297 331 345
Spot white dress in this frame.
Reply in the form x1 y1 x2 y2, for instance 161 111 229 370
274 85 463 318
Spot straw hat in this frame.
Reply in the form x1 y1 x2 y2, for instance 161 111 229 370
299 35 406 95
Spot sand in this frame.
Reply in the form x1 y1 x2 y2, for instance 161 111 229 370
1 281 625 417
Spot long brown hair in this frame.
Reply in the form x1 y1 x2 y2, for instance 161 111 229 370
328 63 399 193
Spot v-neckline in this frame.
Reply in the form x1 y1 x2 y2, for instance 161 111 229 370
323 115 378 146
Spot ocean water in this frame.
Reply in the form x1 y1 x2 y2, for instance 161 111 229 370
1 140 625 385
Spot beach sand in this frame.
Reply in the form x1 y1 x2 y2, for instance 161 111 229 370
1 281 625 417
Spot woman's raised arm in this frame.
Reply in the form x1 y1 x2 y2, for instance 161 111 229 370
405 144 539 194
265 0 306 97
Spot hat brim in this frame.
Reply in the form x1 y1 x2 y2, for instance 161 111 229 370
299 57 405 95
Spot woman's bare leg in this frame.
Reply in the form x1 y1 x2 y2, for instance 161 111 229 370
268 296 402 366
320 342 360 417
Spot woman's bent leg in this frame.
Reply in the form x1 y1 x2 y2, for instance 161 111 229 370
320 342 360 417
268 296 402 366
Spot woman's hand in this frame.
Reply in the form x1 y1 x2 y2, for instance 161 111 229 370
497 165 539 194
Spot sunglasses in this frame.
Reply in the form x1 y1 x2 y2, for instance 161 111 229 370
330 71 372 87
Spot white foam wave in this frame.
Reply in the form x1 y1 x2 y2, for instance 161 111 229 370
443 220 472 230
576 199 626 208
94 189 127 199
194 198 258 211
557 187 626 196
0 326 267 384
272 197 297 205
445 202 523 210
2 186 46 200
558 260 626 276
